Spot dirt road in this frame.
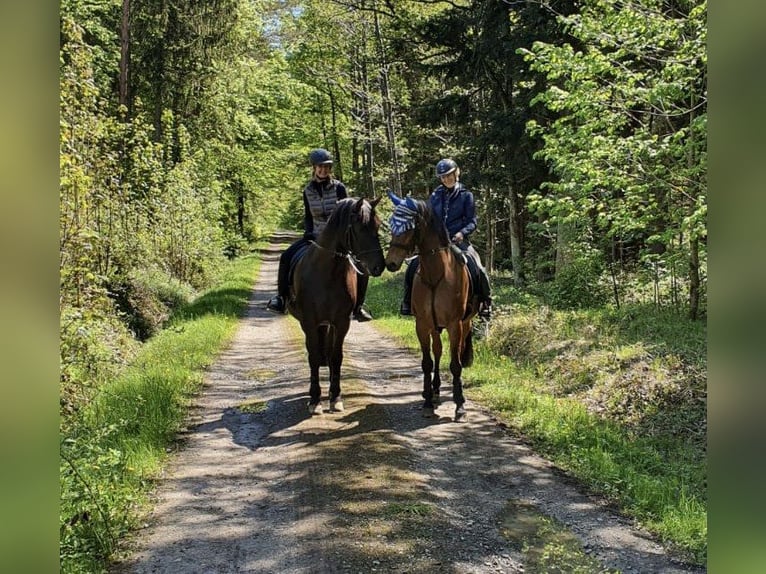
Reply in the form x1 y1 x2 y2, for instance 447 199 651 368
115 236 703 574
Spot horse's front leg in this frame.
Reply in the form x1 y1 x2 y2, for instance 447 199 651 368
431 330 443 404
416 322 435 417
448 323 466 421
328 323 349 412
305 330 324 415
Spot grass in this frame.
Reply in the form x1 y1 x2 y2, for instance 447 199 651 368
59 252 262 574
364 271 707 566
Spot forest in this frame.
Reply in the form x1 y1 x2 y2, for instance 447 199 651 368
60 0 706 571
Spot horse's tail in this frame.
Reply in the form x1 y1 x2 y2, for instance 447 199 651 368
461 328 474 368
318 325 334 367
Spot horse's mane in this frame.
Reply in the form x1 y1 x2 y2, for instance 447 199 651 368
325 197 372 232
414 199 450 246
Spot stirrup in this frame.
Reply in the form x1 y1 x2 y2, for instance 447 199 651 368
353 307 373 322
266 295 286 314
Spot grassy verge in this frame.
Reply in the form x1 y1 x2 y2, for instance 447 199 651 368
365 272 707 566
59 252 262 574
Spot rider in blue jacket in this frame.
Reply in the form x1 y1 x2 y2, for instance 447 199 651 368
399 158 492 319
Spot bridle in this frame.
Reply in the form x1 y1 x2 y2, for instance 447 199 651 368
310 205 380 276
389 216 449 259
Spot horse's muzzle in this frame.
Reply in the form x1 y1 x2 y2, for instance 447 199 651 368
386 260 403 272
369 261 385 277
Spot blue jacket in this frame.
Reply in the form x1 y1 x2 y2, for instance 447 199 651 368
429 182 477 246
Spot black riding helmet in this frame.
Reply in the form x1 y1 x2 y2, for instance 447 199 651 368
435 158 458 177
309 148 333 165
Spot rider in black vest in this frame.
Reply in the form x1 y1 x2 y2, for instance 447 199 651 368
399 158 492 320
267 148 373 321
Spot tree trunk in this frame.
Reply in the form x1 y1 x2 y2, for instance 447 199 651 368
508 185 523 285
485 195 494 272
686 92 701 320
689 236 700 320
373 10 401 195
556 219 574 276
326 83 342 182
361 56 374 197
237 188 245 236
119 0 130 113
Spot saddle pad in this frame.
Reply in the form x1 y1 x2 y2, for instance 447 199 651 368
288 243 312 287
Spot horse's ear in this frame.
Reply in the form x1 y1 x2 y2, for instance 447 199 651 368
370 195 382 209
352 197 365 213
405 196 418 211
387 189 403 206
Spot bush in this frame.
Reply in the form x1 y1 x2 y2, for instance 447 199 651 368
60 304 140 419
545 255 609 309
110 268 195 341
484 305 555 363
223 232 250 259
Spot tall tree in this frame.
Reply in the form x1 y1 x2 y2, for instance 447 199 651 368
525 0 707 316
129 0 240 153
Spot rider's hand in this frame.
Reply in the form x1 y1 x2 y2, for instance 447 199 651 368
452 232 464 244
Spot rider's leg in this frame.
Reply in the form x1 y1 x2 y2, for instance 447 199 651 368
465 246 492 318
400 257 419 315
353 275 373 321
268 239 306 313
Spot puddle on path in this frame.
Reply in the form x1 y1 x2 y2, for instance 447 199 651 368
247 368 277 383
236 399 268 413
498 499 618 574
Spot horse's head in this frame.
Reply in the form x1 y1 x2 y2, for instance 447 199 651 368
347 196 386 277
385 191 419 272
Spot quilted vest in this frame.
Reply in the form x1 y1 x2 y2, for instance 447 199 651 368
304 179 342 236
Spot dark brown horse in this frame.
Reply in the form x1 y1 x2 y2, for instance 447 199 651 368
288 196 385 415
385 192 477 420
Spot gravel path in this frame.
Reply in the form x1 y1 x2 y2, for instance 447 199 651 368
114 235 704 574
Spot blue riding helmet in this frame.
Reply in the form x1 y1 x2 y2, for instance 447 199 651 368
309 148 333 165
435 158 458 177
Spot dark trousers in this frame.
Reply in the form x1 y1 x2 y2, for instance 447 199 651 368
277 238 310 298
278 238 368 310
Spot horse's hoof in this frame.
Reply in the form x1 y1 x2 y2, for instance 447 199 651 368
308 402 323 415
330 400 344 412
454 406 467 421
422 406 435 418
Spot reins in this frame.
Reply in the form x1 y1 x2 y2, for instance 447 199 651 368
308 205 378 276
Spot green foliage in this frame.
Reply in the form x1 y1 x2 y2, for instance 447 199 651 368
60 303 141 421
129 0 241 145
523 0 707 315
543 252 610 309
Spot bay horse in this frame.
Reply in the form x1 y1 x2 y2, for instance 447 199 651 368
288 196 385 415
385 191 477 421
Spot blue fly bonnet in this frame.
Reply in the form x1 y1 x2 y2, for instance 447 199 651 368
387 190 418 237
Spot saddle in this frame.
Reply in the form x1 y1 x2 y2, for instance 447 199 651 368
449 243 467 265
449 243 483 317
